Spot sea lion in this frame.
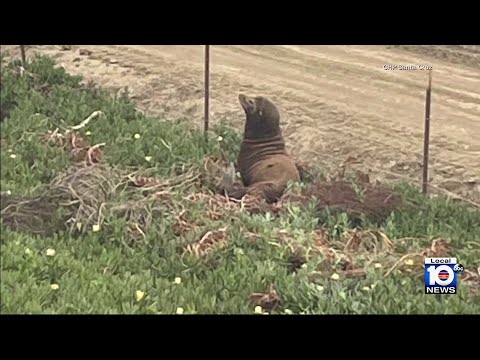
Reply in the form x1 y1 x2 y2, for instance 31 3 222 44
221 93 300 203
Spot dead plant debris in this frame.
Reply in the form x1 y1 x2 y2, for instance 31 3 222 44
250 285 281 311
173 209 199 236
343 229 394 254
313 228 330 247
183 227 228 258
45 129 104 165
422 238 449 258
0 162 178 237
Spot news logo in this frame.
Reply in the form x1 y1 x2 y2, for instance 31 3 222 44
453 263 464 275
425 257 463 294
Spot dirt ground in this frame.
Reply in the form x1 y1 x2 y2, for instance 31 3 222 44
2 45 480 203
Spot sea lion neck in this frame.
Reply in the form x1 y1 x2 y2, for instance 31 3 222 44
243 119 282 141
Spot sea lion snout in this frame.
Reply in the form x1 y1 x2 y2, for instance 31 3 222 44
239 93 256 114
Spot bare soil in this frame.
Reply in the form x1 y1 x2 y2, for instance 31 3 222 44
2 45 479 203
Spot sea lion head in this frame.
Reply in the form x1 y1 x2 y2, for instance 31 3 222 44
239 93 281 140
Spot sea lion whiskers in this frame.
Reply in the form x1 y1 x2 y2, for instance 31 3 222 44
238 93 256 114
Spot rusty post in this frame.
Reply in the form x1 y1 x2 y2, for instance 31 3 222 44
422 70 432 194
204 45 210 139
20 45 26 66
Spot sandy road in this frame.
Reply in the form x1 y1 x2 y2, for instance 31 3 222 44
2 45 480 202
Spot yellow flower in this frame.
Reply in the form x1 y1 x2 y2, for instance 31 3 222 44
46 248 56 257
85 131 92 136
92 224 101 232
374 263 382 269
316 285 325 291
6 190 11 195
135 290 145 302
404 259 414 266
24 248 32 255
50 284 60 290
10 154 17 159
76 222 82 231
331 273 340 280
7 149 13 153
176 307 184 315
254 306 263 314
234 248 244 255
134 133 141 139
370 283 377 289
217 136 223 142
301 263 308 269
144 156 152 162
284 309 293 315
174 277 182 285
362 286 371 291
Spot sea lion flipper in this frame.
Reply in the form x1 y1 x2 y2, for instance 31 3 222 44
246 181 286 204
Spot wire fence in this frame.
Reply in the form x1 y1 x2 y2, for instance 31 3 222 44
15 45 480 208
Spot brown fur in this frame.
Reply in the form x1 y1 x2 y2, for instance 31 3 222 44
222 94 300 203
